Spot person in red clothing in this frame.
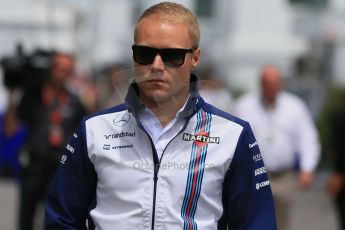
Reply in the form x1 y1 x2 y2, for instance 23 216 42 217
16 52 86 230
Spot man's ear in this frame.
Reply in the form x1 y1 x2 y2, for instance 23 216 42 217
191 48 201 70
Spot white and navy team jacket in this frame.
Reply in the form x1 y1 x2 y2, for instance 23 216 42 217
45 75 277 230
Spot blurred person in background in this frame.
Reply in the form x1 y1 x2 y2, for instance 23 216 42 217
95 63 130 110
327 96 345 230
15 52 86 230
197 65 233 114
67 71 99 114
44 2 276 229
233 64 320 230
0 89 26 180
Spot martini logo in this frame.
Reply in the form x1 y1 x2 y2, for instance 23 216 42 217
183 132 220 147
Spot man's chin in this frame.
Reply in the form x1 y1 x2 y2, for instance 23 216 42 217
140 92 177 106
147 94 170 103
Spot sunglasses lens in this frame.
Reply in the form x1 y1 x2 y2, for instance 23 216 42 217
132 45 192 67
132 46 157 65
161 49 186 67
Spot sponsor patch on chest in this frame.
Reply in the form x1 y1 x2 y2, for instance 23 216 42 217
182 132 220 145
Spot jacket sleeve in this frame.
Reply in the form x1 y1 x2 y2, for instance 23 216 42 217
223 122 277 229
44 120 97 229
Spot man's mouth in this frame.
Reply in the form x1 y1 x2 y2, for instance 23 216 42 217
146 78 165 83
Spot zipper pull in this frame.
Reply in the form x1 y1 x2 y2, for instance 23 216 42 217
153 173 158 181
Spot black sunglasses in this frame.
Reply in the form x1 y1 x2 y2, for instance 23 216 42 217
132 45 194 67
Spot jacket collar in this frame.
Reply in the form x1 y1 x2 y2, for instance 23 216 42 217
125 73 203 119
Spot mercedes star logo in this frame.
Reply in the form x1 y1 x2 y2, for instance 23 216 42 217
113 114 131 127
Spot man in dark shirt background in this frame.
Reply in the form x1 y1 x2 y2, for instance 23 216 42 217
14 52 86 230
328 102 345 230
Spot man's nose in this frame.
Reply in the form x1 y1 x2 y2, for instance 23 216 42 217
151 54 165 70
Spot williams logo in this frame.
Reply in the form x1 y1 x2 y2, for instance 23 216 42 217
183 132 220 146
113 114 131 127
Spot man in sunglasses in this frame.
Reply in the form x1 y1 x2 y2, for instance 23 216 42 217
45 2 277 229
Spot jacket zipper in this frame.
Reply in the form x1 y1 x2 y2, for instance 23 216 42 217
151 161 159 230
149 122 190 230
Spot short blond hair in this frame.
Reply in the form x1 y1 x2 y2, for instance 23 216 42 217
134 2 200 48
